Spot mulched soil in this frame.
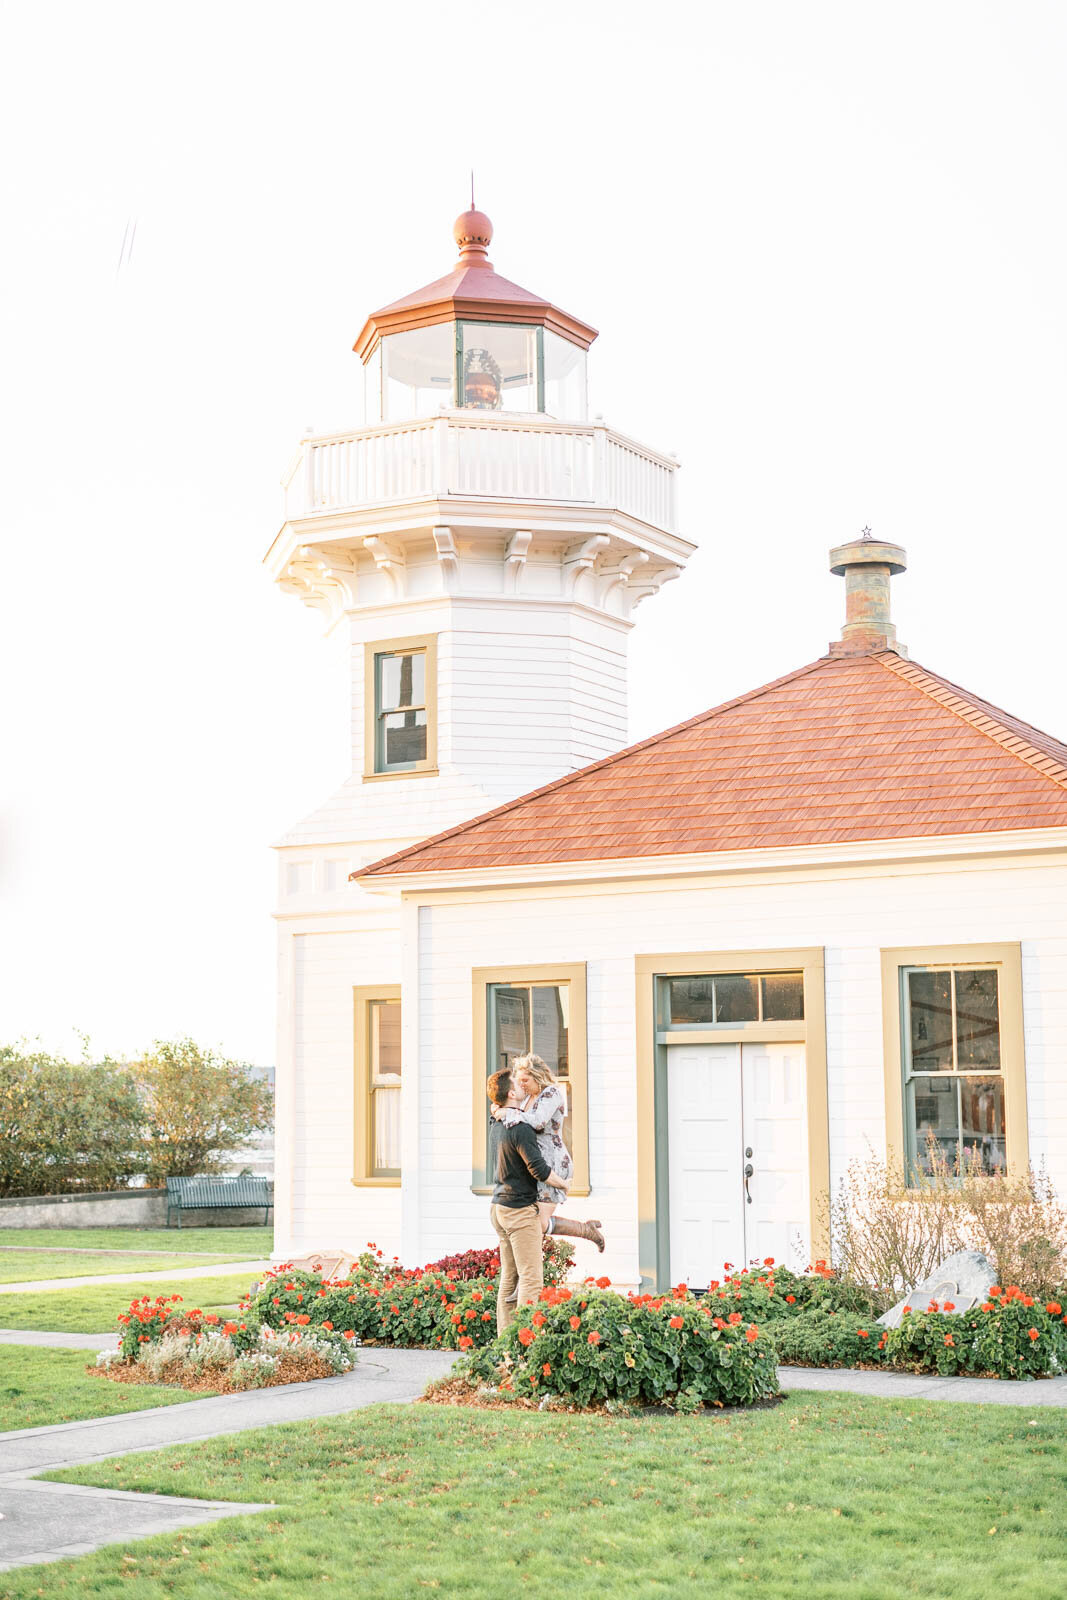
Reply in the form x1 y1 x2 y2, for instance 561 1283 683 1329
418 1374 783 1417
88 1354 339 1395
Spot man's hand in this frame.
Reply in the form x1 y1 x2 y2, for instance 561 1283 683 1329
548 1170 571 1192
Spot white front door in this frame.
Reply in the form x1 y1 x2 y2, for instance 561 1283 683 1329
666 1042 809 1287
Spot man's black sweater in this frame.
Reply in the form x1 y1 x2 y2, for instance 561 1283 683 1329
488 1119 551 1208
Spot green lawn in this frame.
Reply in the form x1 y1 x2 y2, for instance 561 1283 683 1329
0 1225 273 1255
0 1345 206 1432
0 1249 255 1283
12 1393 1065 1599
0 1273 258 1333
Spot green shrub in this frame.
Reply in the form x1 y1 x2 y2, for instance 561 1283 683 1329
130 1038 273 1185
766 1307 883 1368
0 1047 143 1196
697 1261 879 1325
466 1284 779 1410
250 1263 500 1352
883 1288 1067 1380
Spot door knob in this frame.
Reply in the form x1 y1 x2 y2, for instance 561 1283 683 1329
743 1161 754 1203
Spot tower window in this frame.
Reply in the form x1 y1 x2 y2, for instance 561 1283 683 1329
364 635 438 780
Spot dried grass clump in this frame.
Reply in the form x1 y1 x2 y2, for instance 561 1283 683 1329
92 1324 356 1394
829 1139 1067 1307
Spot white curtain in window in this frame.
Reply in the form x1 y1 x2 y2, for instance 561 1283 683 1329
373 1084 401 1171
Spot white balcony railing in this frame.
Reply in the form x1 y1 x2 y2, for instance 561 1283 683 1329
283 413 677 533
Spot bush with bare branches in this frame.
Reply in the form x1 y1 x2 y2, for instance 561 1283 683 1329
828 1138 1067 1309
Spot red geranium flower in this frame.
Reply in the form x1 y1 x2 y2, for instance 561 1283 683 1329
763 1257 775 1266
943 1334 954 1347
1028 1328 1040 1341
728 1312 742 1326
296 1314 310 1326
746 1326 759 1343
587 1331 601 1345
532 1311 546 1327
1046 1302 1062 1315
517 1327 535 1347
567 1351 576 1361
980 1302 994 1312
942 1301 955 1312
458 1336 473 1350
669 1315 684 1329
569 1315 581 1331
988 1286 1002 1297
857 1330 869 1339
596 1276 611 1289
785 1294 796 1304
542 1362 552 1376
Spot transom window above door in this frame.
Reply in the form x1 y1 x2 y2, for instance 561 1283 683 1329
663 971 804 1027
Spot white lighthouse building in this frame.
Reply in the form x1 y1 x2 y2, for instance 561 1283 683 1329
266 208 695 1262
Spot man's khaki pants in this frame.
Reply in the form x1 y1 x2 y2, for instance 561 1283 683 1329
490 1202 544 1332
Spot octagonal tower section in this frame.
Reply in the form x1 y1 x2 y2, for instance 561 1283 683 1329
265 208 695 1262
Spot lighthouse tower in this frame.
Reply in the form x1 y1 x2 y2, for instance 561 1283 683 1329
266 208 695 1259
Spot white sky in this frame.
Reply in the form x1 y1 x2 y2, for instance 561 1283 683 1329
1 2 1064 1067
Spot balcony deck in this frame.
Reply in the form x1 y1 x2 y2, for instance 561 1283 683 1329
282 412 678 536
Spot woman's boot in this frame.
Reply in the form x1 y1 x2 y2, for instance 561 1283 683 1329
546 1215 606 1253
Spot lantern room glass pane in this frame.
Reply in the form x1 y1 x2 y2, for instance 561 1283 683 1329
543 330 587 420
380 325 455 419
459 322 540 411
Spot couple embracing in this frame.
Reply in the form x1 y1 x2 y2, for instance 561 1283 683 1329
486 1052 605 1332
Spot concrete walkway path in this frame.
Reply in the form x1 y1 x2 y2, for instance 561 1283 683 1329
778 1364 1067 1407
0 1259 267 1295
0 1348 456 1573
0 1329 118 1351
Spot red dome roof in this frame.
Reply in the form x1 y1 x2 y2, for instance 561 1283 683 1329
353 209 598 361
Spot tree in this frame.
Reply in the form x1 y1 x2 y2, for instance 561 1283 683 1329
0 1045 143 1196
131 1038 274 1184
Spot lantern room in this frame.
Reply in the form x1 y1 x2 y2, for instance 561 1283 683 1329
354 209 597 424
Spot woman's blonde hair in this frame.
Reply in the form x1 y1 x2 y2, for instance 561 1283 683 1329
511 1053 556 1092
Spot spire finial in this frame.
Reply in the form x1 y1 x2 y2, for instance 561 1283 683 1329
453 203 494 267
470 168 475 209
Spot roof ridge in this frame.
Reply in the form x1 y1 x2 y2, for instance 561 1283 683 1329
875 654 1067 791
355 653 838 879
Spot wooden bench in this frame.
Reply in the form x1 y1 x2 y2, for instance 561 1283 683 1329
165 1175 273 1228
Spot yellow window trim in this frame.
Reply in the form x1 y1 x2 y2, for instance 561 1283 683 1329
471 962 589 1198
352 984 402 1188
880 942 1028 1180
635 948 829 1289
363 634 438 782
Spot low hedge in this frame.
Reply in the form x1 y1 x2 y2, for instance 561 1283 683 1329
462 1282 779 1409
881 1287 1067 1380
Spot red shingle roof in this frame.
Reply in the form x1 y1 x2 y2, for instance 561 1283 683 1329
356 651 1067 880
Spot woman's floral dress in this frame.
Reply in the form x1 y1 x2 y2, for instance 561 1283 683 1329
501 1083 572 1204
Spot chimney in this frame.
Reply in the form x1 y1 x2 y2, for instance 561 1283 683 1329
828 530 907 657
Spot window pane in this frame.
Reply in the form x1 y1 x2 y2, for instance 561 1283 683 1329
382 710 427 766
543 330 587 420
908 970 954 1070
761 973 805 1021
960 1077 1006 1173
380 324 455 419
530 985 568 1079
954 970 1000 1070
714 974 759 1023
372 1085 401 1172
492 986 530 1072
906 1076 959 1175
459 323 539 411
666 977 717 1025
379 652 425 712
369 999 401 1177
370 1001 401 1080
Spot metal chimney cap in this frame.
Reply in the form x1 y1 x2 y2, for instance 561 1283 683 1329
830 537 907 577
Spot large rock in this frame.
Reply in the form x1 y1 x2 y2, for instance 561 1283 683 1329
284 1248 360 1282
877 1250 996 1328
